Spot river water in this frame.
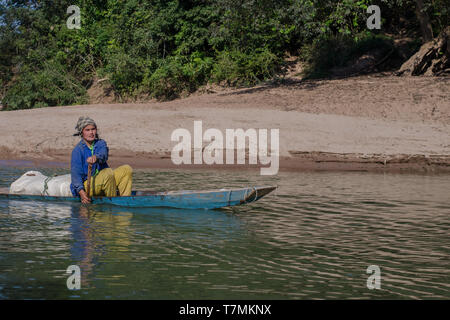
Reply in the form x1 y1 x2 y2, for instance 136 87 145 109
0 165 448 299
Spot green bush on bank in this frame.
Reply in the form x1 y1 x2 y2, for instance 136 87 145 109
212 48 282 86
141 52 214 100
101 51 147 95
143 56 187 100
1 0 448 109
2 61 88 110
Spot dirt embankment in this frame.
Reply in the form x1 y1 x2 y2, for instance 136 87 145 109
0 74 449 173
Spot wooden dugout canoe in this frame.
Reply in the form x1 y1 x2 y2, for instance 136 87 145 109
0 186 276 210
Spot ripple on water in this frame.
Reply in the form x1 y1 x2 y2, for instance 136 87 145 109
0 168 449 299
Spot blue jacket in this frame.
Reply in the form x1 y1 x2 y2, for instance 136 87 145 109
70 139 109 196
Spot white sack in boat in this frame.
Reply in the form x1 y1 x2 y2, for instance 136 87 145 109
9 171 72 196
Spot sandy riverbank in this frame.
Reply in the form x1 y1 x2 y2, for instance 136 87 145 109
0 74 449 173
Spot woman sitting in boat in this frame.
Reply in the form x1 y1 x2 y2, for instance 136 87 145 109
70 116 133 204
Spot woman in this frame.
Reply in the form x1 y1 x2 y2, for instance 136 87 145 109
70 116 133 204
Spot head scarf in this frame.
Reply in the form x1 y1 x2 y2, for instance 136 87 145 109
74 116 97 136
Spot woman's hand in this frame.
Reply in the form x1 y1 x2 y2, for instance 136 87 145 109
87 155 97 164
79 190 91 204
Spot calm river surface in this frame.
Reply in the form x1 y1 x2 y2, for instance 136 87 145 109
0 165 448 299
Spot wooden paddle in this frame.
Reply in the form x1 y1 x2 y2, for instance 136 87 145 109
86 163 92 200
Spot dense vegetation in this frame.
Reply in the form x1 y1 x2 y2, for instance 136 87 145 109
0 0 448 109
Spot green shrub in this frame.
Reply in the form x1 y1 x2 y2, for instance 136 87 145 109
212 48 282 86
2 61 88 110
181 52 214 90
143 53 214 100
143 56 185 100
102 51 147 95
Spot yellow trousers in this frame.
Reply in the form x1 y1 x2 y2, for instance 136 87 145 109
84 165 133 197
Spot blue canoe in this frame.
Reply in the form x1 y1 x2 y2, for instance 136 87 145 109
0 186 276 209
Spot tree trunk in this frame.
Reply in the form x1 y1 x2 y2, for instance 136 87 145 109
415 0 434 42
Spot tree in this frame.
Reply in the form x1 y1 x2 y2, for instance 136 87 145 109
415 0 434 42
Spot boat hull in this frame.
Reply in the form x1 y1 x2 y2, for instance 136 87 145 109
0 186 276 209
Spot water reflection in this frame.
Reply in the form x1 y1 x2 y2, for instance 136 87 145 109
0 168 449 299
69 205 132 289
67 203 244 293
1 200 72 253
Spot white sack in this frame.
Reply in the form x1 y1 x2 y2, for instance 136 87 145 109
9 171 72 197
